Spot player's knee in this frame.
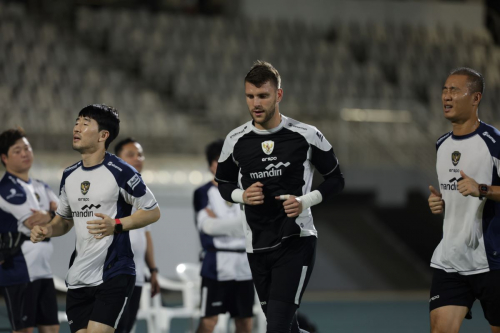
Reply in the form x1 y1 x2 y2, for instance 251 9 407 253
14 328 34 333
235 317 252 333
198 316 218 332
430 319 460 333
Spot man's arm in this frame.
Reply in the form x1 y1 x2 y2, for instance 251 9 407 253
458 170 500 201
145 230 160 297
86 206 160 239
31 215 74 243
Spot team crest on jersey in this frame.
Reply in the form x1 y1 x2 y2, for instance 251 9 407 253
81 181 90 195
225 201 233 207
35 192 40 202
451 151 461 166
262 141 274 155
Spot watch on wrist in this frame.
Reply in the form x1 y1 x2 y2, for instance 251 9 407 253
149 267 159 274
478 184 488 199
114 218 123 233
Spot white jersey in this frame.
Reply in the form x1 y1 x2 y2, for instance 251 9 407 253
0 173 58 286
194 182 252 281
56 153 158 289
431 122 500 275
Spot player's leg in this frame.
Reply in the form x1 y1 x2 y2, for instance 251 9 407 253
429 268 474 333
2 282 37 333
197 277 228 333
230 280 254 333
246 252 272 317
475 269 500 333
267 236 316 333
89 275 135 333
115 286 142 333
66 286 95 333
35 279 60 333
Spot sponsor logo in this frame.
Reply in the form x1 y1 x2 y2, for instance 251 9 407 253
6 189 24 200
81 204 101 210
429 295 440 302
437 133 451 146
449 168 459 173
440 177 463 191
81 181 90 195
451 151 461 166
108 161 123 172
288 123 307 131
483 131 496 143
250 162 290 179
262 140 274 155
230 126 247 139
68 320 73 325
8 176 17 184
64 162 81 173
78 198 89 201
262 156 277 162
316 131 324 142
127 174 141 190
211 301 222 306
261 301 267 305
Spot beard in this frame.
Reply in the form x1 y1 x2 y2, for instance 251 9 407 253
249 104 276 126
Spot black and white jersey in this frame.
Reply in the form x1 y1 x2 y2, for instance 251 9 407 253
56 152 158 289
431 122 500 275
215 115 344 253
0 173 58 286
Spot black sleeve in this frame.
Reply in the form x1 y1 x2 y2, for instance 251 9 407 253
215 153 240 203
310 145 345 199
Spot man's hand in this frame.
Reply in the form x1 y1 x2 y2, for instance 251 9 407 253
31 225 51 243
458 170 479 197
243 182 264 205
150 272 160 297
428 185 444 214
276 195 303 218
87 213 115 239
25 209 51 229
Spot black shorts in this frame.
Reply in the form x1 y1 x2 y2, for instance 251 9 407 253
429 268 500 326
116 286 142 333
200 278 254 318
1 278 59 330
247 236 316 311
66 274 135 333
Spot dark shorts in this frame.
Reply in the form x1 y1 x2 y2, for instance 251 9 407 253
200 278 254 318
247 236 316 312
429 268 500 326
1 278 59 330
66 274 135 333
116 286 142 333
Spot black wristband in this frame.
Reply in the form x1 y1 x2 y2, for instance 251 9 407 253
49 210 56 219
149 267 158 273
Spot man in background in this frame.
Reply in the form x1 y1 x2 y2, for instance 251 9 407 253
0 128 59 333
115 137 160 333
194 139 253 333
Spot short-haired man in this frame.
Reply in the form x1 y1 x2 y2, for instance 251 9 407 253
31 105 161 333
428 68 500 333
114 138 160 333
0 128 59 333
194 139 253 333
215 61 345 332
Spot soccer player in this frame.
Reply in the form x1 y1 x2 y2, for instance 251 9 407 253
0 128 59 333
194 139 253 333
215 61 345 333
31 104 161 333
428 68 500 333
114 138 160 333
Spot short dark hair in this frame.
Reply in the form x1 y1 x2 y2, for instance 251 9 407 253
114 137 137 157
449 67 485 95
205 139 224 166
245 60 281 89
78 104 120 150
0 128 26 166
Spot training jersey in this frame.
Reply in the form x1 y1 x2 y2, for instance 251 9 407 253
0 172 58 286
194 182 252 281
56 152 158 289
431 122 500 275
129 221 151 286
215 115 341 253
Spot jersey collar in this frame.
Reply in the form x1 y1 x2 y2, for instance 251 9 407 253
451 121 484 141
251 115 287 135
81 152 111 171
4 171 31 184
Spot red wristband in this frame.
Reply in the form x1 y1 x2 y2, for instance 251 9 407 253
115 219 122 225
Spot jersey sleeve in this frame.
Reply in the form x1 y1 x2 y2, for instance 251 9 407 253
0 188 33 236
44 183 59 205
215 137 241 202
119 173 158 211
55 183 72 220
